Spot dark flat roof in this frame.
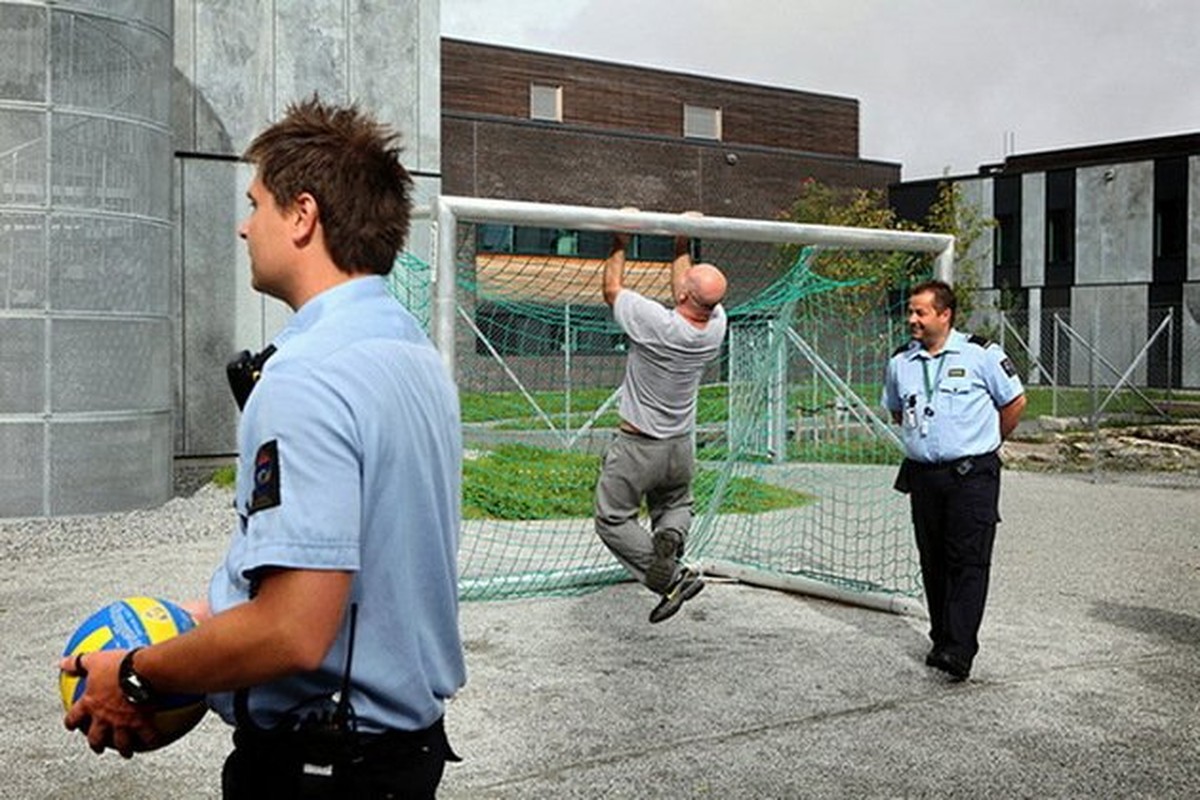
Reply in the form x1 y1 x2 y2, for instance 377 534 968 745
891 131 1200 190
983 131 1200 176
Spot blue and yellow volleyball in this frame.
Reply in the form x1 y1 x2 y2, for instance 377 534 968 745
60 597 207 746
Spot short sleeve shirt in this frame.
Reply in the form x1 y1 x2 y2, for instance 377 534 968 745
882 329 1024 463
613 289 727 438
207 276 466 733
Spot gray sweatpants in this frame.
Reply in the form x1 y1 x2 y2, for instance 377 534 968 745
594 430 695 590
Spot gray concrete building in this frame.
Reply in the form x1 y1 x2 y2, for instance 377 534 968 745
0 1 438 518
890 134 1200 390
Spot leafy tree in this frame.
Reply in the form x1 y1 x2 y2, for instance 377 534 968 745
779 177 995 318
774 178 995 392
922 180 995 323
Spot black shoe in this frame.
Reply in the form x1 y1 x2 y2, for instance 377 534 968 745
927 650 971 681
649 568 704 624
645 527 684 594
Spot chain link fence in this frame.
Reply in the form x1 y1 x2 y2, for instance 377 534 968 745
971 306 1200 486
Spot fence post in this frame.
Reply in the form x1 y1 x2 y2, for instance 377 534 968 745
1090 308 1100 483
1166 306 1174 411
564 303 572 428
1052 313 1061 418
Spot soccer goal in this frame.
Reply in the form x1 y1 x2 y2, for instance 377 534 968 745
409 196 953 615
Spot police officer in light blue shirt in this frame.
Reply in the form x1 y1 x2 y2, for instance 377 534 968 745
60 98 465 798
882 280 1026 682
208 274 466 738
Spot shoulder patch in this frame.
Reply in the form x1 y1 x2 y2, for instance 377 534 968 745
248 440 281 515
967 334 992 348
1000 357 1018 377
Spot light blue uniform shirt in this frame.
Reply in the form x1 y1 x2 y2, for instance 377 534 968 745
208 276 466 733
882 329 1024 464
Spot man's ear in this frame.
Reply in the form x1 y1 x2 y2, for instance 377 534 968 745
290 192 320 245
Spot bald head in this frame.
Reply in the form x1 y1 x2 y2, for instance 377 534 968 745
684 263 727 308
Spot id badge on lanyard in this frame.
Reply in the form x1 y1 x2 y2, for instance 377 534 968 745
920 355 945 438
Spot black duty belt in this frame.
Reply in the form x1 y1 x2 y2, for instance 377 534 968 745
232 715 460 766
905 450 999 472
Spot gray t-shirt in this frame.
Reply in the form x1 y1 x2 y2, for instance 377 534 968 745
613 289 727 438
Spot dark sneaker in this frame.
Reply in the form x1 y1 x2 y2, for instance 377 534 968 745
645 527 684 594
648 568 705 624
927 649 971 681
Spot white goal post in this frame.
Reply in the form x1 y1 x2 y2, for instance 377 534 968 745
426 195 955 616
430 196 955 378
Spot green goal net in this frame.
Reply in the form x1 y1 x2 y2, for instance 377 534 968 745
392 199 955 614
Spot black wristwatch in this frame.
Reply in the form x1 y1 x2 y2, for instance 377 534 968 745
118 648 158 706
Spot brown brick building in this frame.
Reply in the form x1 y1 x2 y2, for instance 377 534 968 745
442 38 899 219
439 39 902 395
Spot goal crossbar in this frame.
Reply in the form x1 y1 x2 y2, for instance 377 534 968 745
432 196 955 376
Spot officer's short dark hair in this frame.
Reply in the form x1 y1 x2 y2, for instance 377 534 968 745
909 280 956 325
243 94 413 276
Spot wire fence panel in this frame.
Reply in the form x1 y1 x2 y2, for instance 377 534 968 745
990 308 1200 487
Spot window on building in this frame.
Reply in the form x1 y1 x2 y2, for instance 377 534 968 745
1045 208 1073 266
992 174 1022 288
475 225 688 261
1155 198 1187 260
993 213 1019 268
683 104 722 140
530 83 563 122
1044 169 1075 285
1154 157 1188 267
475 302 626 356
477 223 513 253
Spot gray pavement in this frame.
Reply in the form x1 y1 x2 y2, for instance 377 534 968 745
1 470 1197 798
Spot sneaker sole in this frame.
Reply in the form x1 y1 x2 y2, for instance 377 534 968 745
648 576 704 624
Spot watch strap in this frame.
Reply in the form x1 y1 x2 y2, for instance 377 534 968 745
118 647 158 706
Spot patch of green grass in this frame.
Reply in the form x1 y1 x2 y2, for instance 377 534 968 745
461 385 730 425
463 444 601 520
212 465 236 487
463 443 811 521
693 470 815 514
460 388 616 423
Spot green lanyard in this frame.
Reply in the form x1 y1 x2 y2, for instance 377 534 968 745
921 354 946 403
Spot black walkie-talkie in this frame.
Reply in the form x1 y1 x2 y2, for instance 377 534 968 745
226 345 276 410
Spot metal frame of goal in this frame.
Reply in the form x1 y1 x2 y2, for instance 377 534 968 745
427 196 955 615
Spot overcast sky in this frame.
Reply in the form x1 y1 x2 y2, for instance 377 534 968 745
442 0 1200 181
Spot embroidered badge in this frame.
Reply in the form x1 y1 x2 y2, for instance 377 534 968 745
1000 358 1017 377
248 440 281 514
948 367 967 378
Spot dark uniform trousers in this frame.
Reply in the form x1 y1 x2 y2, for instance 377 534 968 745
901 451 1001 664
221 716 456 800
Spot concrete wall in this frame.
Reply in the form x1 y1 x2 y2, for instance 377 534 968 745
1184 283 1200 388
1070 284 1149 386
1021 172 1045 287
173 0 440 457
1191 156 1200 282
1075 162 1153 285
956 177 993 289
0 1 174 517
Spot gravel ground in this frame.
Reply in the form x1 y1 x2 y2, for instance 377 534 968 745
1 469 1197 799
